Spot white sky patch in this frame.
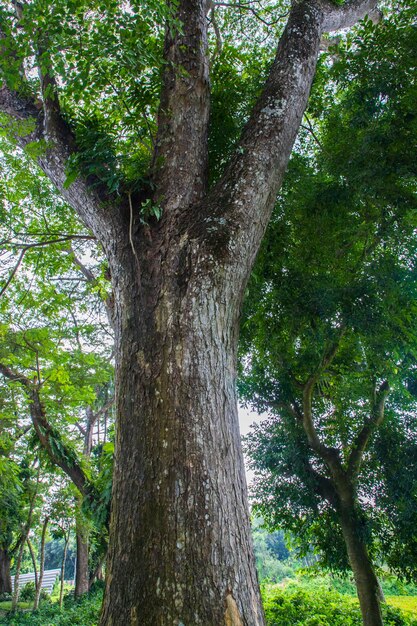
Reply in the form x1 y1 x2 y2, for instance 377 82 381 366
238 405 267 486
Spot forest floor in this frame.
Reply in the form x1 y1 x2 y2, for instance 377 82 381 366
0 581 416 625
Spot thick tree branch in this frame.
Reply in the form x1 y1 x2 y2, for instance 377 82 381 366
301 450 338 507
199 0 324 267
347 380 389 480
0 362 91 497
152 0 210 210
276 399 339 506
321 0 381 33
0 33 121 247
196 0 380 274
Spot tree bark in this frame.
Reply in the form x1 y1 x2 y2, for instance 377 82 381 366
75 519 90 598
0 548 12 595
26 538 38 592
0 0 380 623
100 248 264 625
11 537 26 610
340 507 383 626
59 533 70 609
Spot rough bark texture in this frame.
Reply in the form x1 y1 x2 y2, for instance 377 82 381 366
101 248 264 625
0 549 12 595
0 0 380 623
340 508 384 626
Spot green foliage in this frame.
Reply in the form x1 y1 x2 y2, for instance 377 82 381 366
261 586 417 626
0 0 173 190
18 582 48 603
0 583 103 625
252 523 296 583
85 441 113 530
18 582 36 602
240 5 417 580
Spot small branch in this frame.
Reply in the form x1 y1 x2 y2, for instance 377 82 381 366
301 114 323 151
66 246 115 329
0 236 94 298
209 6 223 56
0 248 25 297
212 2 288 27
93 397 114 423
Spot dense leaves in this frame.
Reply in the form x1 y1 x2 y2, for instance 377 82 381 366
240 6 417 578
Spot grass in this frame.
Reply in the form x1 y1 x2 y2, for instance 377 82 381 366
1 582 416 625
0 601 32 611
388 597 417 616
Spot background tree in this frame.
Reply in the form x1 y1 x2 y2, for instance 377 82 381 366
0 155 115 598
240 9 417 626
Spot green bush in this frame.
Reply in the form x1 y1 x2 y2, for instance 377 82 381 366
18 581 50 604
1 585 103 626
0 592 12 602
19 582 36 602
262 587 417 626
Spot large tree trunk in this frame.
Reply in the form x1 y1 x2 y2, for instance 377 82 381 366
340 508 383 626
100 245 264 625
0 0 379 623
0 548 12 595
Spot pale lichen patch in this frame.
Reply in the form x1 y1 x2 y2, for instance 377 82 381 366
224 593 243 626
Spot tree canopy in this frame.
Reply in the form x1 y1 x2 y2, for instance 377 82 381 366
240 4 417 582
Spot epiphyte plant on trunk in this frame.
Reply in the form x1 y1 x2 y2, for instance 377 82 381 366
0 0 384 623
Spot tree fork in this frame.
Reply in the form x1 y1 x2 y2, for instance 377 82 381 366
0 0 381 623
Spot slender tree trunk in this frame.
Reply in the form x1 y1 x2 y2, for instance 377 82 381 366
75 518 89 598
11 537 26 610
26 538 38 591
340 508 383 626
100 253 264 625
33 517 49 610
59 534 69 609
0 548 12 595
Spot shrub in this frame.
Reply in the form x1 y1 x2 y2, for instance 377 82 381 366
0 592 12 602
19 582 36 602
1 585 103 626
18 582 50 603
262 587 417 626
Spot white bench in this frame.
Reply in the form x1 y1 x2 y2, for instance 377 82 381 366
11 569 61 594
